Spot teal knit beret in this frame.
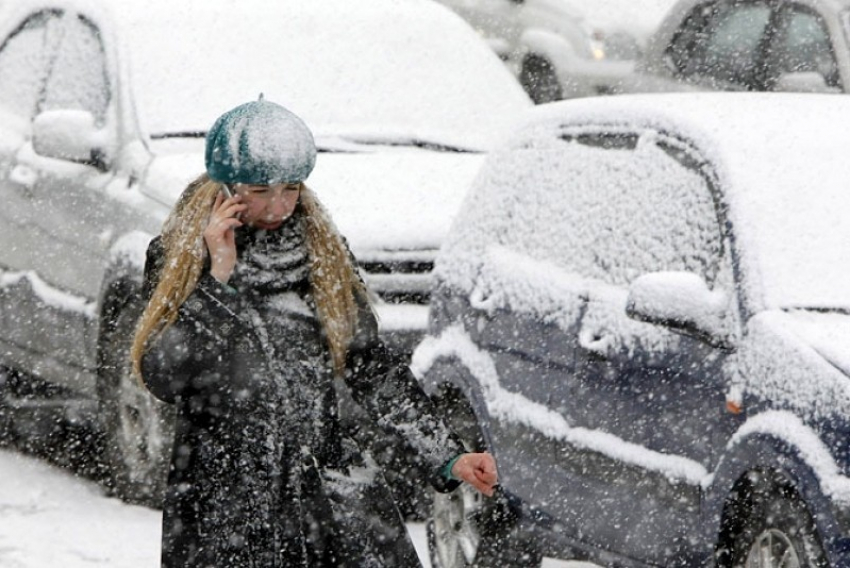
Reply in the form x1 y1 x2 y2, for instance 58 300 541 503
205 99 317 185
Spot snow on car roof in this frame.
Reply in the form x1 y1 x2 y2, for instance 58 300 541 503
447 92 850 312
107 0 529 150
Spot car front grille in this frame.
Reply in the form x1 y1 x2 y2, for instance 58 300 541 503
357 250 436 305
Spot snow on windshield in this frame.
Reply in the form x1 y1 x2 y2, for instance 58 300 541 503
116 0 529 149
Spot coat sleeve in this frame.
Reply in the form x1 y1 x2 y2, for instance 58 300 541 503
343 301 465 492
139 239 252 406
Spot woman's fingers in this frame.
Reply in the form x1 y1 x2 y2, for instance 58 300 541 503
204 193 244 283
452 452 499 497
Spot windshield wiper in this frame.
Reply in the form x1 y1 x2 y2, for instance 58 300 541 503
791 306 850 315
339 136 478 153
150 131 207 139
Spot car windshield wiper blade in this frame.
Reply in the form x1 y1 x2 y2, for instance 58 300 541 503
150 131 207 139
338 135 478 153
791 306 850 315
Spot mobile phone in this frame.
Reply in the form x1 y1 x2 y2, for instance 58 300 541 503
221 184 235 199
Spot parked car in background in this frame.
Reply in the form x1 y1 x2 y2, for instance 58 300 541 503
0 0 530 506
414 93 850 566
616 0 850 94
433 0 639 102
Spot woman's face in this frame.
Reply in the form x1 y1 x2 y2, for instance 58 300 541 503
234 183 301 230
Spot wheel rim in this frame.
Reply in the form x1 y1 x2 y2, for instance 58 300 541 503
433 482 483 566
745 529 801 568
103 305 171 492
115 365 167 483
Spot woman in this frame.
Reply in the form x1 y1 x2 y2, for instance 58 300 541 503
130 99 497 567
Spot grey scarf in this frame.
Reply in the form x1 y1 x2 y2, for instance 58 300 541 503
231 212 311 295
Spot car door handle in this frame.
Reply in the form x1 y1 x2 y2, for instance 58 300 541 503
9 164 37 191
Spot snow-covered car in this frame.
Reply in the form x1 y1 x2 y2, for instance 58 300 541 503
414 93 850 566
0 0 530 504
434 0 671 103
616 0 850 94
430 0 632 103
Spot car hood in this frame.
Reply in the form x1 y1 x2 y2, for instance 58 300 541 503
737 310 850 422
139 147 486 252
775 310 850 377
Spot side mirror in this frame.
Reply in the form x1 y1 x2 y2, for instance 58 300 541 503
32 110 110 170
774 71 839 94
626 271 734 349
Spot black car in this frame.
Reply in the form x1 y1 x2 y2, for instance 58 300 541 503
416 92 850 567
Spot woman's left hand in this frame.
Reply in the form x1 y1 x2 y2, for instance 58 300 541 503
452 452 498 496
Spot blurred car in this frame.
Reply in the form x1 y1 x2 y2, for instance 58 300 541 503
414 92 850 566
434 0 642 103
616 0 850 94
0 0 530 505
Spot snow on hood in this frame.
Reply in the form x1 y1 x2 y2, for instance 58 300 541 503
140 146 485 252
773 310 850 379
739 310 850 420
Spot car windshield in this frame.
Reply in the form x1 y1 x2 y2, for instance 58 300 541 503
117 0 528 152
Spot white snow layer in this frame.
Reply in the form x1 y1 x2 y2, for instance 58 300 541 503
0 270 96 318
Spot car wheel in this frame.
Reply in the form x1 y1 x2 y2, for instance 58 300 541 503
519 54 563 104
98 299 174 507
428 482 483 567
427 391 541 567
721 471 828 568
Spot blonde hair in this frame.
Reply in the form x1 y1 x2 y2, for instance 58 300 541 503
131 173 369 378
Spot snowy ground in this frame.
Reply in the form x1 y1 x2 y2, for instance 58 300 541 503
0 449 592 567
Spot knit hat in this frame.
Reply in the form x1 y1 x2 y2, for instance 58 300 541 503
205 97 317 185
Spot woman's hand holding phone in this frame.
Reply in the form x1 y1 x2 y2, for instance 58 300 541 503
204 191 246 284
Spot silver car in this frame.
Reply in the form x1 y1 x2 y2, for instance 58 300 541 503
619 0 850 94
0 0 529 504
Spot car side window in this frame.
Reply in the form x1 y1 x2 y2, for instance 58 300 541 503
572 133 724 287
770 6 840 89
474 129 724 288
41 14 110 123
0 11 61 120
668 1 773 88
666 1 718 74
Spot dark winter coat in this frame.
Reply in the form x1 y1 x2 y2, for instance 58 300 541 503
140 218 463 567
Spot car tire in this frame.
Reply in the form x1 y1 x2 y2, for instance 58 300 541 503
719 470 828 568
97 298 174 507
427 390 542 567
0 367 13 445
519 54 563 104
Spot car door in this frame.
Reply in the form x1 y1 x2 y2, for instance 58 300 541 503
0 10 63 272
2 10 122 386
0 10 70 371
561 132 743 564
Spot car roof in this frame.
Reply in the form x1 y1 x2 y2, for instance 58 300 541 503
511 92 850 311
